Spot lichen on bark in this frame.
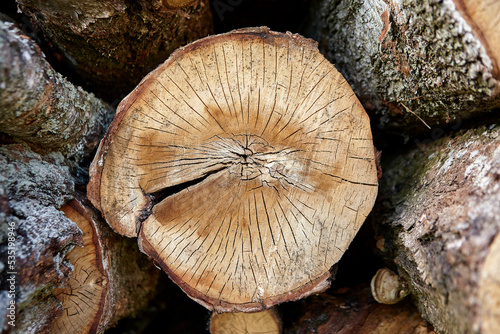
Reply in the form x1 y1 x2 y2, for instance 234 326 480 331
0 144 81 333
305 0 500 132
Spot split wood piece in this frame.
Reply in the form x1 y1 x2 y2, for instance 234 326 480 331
210 308 281 334
286 285 436 333
305 0 500 132
15 0 213 100
88 27 379 312
0 21 113 163
373 124 500 333
52 199 159 334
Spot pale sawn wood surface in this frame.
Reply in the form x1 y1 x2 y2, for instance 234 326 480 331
88 27 378 312
52 203 108 334
210 308 281 334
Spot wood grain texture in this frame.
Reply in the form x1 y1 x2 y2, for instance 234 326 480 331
210 308 281 334
88 27 378 312
52 202 109 334
51 199 159 334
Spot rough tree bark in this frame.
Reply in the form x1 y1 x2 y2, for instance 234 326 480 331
304 0 500 132
0 145 159 334
15 0 214 100
0 20 114 165
0 144 80 333
286 285 435 333
372 124 500 333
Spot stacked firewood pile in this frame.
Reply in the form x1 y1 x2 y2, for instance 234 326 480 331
1 0 498 333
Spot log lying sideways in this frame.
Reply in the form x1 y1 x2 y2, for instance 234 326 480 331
306 0 500 131
88 27 379 312
15 0 214 99
373 124 500 333
52 199 159 334
0 21 113 163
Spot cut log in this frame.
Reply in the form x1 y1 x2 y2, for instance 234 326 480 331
51 199 159 334
210 308 281 334
285 285 436 333
15 0 214 100
304 0 500 132
373 124 500 333
0 21 114 163
88 27 379 312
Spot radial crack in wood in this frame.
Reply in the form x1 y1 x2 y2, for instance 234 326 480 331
51 199 159 334
88 27 379 312
51 202 109 334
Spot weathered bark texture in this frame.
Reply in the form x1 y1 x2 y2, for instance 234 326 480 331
304 0 500 132
0 145 159 333
0 144 80 334
285 285 436 333
373 124 500 333
15 0 214 100
0 21 114 164
51 199 159 334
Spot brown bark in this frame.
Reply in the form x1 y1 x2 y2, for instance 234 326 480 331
372 124 500 333
0 21 114 164
304 0 500 133
286 285 435 333
87 27 379 312
15 0 214 100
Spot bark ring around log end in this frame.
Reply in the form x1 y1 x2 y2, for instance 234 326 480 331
140 233 332 312
88 27 378 312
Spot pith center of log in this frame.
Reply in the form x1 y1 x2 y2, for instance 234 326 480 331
207 134 305 189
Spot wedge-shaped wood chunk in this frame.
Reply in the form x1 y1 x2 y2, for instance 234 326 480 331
52 202 109 333
51 200 158 333
88 27 378 312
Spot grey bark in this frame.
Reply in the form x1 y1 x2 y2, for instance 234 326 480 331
0 144 81 333
372 124 500 333
0 21 114 165
304 0 500 133
0 145 159 333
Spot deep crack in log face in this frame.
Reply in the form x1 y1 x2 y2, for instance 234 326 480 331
88 27 378 312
